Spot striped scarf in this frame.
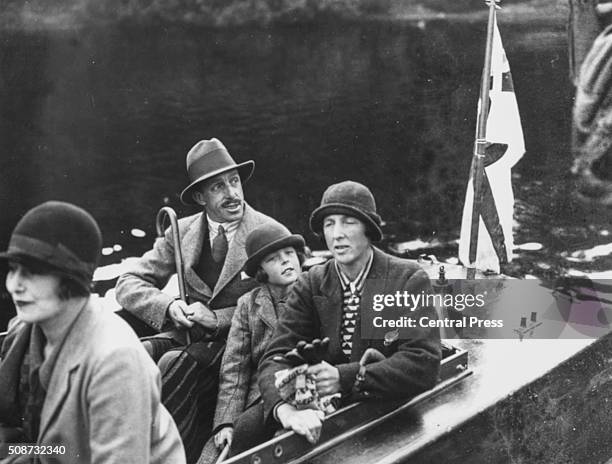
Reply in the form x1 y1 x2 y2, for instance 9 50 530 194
335 250 373 358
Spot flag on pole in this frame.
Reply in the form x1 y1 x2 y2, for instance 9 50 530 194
459 16 525 273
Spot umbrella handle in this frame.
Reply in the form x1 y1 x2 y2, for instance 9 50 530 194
156 206 191 345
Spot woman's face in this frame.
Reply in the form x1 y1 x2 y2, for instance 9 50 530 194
5 262 64 325
322 214 370 270
260 246 301 288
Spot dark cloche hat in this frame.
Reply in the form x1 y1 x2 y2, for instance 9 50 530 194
180 138 255 205
309 180 382 242
0 201 103 290
244 223 305 278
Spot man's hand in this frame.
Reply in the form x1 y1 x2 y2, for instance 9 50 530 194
168 300 194 328
307 361 341 396
214 426 233 449
168 301 218 330
276 403 324 444
186 302 218 330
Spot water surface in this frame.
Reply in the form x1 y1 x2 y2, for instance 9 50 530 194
1 19 610 325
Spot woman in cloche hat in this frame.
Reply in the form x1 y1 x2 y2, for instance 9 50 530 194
199 222 305 462
0 201 185 464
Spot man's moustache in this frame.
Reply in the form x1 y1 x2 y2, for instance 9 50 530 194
221 199 242 207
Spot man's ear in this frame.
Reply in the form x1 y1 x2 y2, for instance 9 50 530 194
192 191 206 206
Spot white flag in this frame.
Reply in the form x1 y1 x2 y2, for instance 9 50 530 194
459 17 525 273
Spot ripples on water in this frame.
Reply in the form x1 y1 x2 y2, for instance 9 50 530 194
1 18 611 324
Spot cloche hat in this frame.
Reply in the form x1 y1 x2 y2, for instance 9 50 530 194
309 180 382 242
0 201 102 290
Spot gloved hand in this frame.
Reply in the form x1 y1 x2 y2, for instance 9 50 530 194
274 337 330 366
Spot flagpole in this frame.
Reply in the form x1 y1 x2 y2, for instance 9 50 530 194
468 0 500 266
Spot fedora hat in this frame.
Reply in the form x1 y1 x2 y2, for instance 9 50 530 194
244 223 305 277
0 201 102 290
180 138 255 205
310 180 382 242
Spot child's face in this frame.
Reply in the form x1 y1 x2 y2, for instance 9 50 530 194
260 246 301 287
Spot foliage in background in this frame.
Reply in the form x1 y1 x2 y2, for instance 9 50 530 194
0 0 563 28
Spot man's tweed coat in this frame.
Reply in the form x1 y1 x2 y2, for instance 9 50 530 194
115 203 278 337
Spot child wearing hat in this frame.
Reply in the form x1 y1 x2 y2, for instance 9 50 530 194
202 222 305 461
257 181 441 446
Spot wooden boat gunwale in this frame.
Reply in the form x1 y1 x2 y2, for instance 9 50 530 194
224 344 471 464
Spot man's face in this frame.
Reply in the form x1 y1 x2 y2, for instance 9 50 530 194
322 214 371 270
193 169 245 223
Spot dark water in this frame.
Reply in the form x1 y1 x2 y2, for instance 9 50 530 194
1 19 611 324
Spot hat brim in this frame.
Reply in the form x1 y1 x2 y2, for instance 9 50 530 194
244 234 305 277
309 204 382 242
0 252 92 291
180 160 255 205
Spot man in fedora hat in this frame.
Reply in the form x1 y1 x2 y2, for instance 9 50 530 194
257 180 441 445
115 138 279 463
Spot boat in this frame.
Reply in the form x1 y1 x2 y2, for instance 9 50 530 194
214 257 610 464
0 258 609 464
2 3 611 463
213 5 612 452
